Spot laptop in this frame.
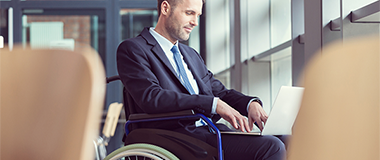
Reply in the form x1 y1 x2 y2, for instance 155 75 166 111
221 86 304 136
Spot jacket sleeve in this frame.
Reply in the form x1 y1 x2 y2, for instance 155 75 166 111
117 39 215 116
190 48 262 116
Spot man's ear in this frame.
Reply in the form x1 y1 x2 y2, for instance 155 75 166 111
161 1 170 16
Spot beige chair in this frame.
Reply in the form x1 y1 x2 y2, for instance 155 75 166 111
288 36 379 160
1 46 106 160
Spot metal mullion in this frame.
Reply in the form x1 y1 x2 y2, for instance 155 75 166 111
304 0 322 63
12 0 22 43
351 1 380 23
18 1 107 9
23 9 106 17
251 40 292 61
0 1 12 8
229 0 242 92
105 0 122 110
291 0 305 86
103 0 124 153
119 0 156 9
199 5 206 63
330 18 341 31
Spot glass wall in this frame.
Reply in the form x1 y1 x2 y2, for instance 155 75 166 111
270 47 292 104
246 0 270 58
120 9 157 41
205 0 230 74
341 0 380 40
268 0 292 106
208 0 380 111
240 0 293 109
270 0 291 47
21 9 106 63
23 15 89 48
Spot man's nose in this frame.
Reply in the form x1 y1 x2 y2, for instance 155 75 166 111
190 17 199 26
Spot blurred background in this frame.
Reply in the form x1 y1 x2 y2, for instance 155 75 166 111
1 0 379 155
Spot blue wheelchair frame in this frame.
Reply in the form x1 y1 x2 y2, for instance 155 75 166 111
125 113 224 160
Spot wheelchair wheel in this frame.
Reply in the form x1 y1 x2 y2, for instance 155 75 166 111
104 143 179 160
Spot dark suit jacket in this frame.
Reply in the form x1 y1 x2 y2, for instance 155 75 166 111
117 27 261 130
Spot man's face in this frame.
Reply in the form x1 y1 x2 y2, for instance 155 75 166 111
165 0 203 42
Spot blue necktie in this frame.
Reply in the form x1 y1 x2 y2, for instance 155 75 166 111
171 45 195 95
172 46 214 132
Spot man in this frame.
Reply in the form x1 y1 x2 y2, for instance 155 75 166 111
117 0 286 159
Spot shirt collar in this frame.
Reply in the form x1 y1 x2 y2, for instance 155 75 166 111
149 27 179 52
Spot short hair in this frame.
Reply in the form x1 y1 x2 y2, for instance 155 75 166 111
157 0 205 17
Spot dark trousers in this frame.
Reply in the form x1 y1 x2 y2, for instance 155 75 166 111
174 124 286 160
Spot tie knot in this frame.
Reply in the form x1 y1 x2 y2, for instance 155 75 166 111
171 45 179 55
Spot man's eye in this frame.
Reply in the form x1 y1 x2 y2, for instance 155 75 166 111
186 12 192 15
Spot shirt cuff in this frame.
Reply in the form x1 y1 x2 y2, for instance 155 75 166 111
211 97 219 114
246 98 263 113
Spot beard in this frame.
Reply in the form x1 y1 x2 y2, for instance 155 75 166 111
165 13 190 42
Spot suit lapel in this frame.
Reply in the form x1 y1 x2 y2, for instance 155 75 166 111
140 27 212 95
179 45 212 95
140 28 178 79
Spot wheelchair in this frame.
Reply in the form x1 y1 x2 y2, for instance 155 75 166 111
102 75 224 160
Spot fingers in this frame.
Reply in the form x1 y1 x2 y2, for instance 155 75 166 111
234 114 250 132
254 115 267 131
243 117 251 132
248 114 266 131
230 115 238 129
238 117 245 132
249 118 253 132
256 120 264 131
216 99 251 132
230 113 248 132
261 114 268 124
247 101 268 131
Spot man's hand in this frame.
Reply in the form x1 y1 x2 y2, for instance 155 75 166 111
216 99 251 132
248 101 268 131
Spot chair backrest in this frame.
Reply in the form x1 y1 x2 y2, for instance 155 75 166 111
1 46 106 160
288 36 379 160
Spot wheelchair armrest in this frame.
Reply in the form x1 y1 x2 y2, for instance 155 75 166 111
106 75 120 83
128 110 195 121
